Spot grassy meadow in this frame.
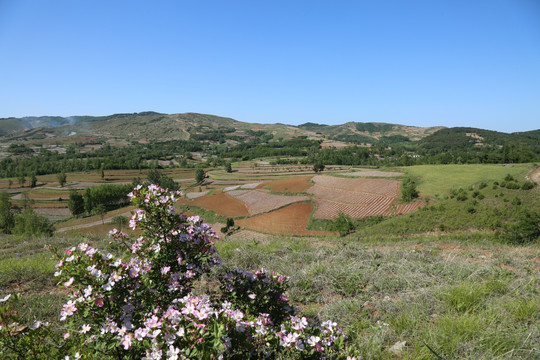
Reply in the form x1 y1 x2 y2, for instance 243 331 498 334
1 232 538 359
400 163 532 198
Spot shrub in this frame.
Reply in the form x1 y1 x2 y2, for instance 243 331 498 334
57 172 67 187
504 210 540 244
195 168 206 184
1 185 360 359
504 181 520 190
333 212 355 236
521 181 536 190
0 191 15 234
13 208 54 237
147 169 180 191
504 174 515 182
455 189 468 202
401 177 419 202
111 215 128 231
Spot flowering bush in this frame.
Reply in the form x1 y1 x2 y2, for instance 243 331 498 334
1 184 361 359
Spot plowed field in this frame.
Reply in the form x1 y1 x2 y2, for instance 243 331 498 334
392 201 425 215
258 176 313 193
311 175 399 196
236 203 331 236
190 192 250 217
227 189 310 215
308 175 422 219
345 170 403 177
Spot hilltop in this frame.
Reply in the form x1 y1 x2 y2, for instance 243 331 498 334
0 112 443 145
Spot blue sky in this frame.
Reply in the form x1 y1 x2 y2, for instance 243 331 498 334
0 0 539 132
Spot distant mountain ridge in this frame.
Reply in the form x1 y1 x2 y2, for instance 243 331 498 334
1 112 538 147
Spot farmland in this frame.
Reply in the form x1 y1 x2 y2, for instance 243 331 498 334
1 163 537 237
1 160 539 359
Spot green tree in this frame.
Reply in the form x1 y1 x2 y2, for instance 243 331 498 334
313 162 325 173
0 191 15 234
68 190 85 216
30 173 38 188
147 168 161 184
111 215 128 231
333 212 355 236
13 208 54 237
20 191 34 209
195 168 206 184
8 179 12 188
100 163 105 180
401 177 419 202
225 162 233 173
146 169 179 190
17 174 25 187
92 204 107 224
57 172 67 187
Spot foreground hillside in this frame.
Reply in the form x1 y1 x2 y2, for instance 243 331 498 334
1 231 538 359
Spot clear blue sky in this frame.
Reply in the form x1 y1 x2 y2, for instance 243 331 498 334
1 0 539 132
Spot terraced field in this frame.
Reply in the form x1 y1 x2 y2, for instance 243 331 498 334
226 189 310 215
308 175 422 219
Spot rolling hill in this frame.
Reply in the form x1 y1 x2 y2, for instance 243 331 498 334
1 112 444 145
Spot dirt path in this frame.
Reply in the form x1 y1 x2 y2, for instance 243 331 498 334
55 211 132 233
531 167 540 185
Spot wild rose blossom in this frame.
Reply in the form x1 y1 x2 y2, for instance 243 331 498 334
46 185 358 359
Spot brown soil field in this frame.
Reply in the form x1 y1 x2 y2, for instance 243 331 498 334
308 175 423 219
189 191 250 217
236 203 332 236
184 190 209 199
320 140 350 149
227 189 310 215
21 202 68 209
34 208 70 216
14 189 71 199
344 170 403 177
258 176 314 193
311 175 399 196
313 199 394 219
531 167 540 185
309 186 398 206
392 200 425 215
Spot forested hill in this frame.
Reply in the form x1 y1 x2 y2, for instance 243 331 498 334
1 112 538 153
419 127 540 150
298 121 444 143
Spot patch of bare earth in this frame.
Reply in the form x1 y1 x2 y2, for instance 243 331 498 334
344 170 403 177
308 175 424 219
236 203 332 236
189 192 250 217
227 189 310 215
531 167 540 185
258 176 314 192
